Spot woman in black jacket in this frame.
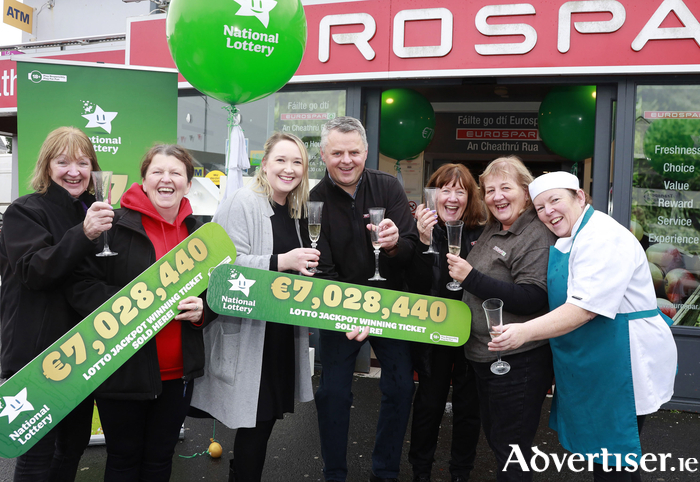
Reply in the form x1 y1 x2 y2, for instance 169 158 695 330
68 144 213 482
0 126 113 480
407 163 486 482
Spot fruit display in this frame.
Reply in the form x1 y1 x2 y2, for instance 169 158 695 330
646 244 700 327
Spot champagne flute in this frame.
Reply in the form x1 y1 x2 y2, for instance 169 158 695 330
307 201 323 274
368 207 386 281
445 220 463 291
91 171 118 257
423 187 438 254
483 298 510 375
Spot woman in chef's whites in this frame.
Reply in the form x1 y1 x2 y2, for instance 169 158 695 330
490 171 677 482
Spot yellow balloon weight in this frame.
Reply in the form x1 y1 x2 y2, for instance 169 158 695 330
208 441 223 458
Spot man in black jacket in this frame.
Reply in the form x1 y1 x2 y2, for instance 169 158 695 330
311 116 419 482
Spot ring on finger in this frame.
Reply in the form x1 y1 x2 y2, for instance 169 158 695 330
306 261 309 269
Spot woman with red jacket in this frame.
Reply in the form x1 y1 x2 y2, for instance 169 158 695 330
68 144 212 481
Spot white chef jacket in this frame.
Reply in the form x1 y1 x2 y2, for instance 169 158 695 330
554 205 677 415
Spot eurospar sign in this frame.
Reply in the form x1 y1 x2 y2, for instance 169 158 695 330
2 0 700 110
294 0 700 81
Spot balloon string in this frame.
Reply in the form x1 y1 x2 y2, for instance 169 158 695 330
394 160 402 174
178 420 220 459
179 450 209 459
223 105 243 130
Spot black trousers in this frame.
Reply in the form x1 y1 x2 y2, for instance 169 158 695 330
96 379 194 482
232 419 277 482
13 397 93 482
409 344 480 479
471 344 554 482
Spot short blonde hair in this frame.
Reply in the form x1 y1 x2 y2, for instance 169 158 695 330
479 155 534 225
252 132 310 219
30 127 100 194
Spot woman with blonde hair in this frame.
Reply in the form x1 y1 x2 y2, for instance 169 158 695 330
0 126 113 480
191 132 318 482
446 156 556 482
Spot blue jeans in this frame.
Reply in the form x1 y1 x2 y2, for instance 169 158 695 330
470 343 553 482
315 330 415 481
13 397 93 482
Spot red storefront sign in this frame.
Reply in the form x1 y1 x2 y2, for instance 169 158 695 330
295 0 700 81
456 128 540 140
2 0 700 111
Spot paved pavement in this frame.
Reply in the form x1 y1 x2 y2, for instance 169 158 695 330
0 371 698 481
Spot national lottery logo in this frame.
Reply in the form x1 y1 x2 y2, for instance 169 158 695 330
0 388 34 423
225 0 280 57
235 0 277 28
1 388 53 446
81 101 118 135
228 272 256 297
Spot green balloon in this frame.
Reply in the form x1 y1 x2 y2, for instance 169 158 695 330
538 86 597 161
643 118 700 181
380 89 435 161
167 0 307 105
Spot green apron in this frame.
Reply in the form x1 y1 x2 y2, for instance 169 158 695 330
547 207 664 463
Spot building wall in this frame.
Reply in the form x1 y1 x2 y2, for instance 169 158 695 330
22 0 153 42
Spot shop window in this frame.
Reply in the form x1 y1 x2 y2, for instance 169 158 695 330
633 85 700 328
177 90 346 182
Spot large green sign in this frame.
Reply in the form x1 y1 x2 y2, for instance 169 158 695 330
0 223 235 459
17 60 178 203
208 265 471 345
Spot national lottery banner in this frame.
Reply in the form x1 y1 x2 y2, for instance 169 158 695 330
0 223 235 459
208 265 472 345
17 59 177 203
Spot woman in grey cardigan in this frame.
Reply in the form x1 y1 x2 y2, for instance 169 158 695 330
191 132 319 482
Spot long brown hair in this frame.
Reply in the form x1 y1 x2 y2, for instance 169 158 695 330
427 163 486 229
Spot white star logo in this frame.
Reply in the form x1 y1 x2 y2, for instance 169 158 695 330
0 388 34 423
228 273 256 296
234 0 278 28
82 105 118 134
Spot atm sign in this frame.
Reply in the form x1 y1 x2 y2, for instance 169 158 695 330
3 0 33 34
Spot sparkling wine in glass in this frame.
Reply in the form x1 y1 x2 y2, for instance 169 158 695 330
368 207 386 281
91 171 118 257
423 187 438 254
307 201 323 274
483 298 510 375
445 220 463 291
